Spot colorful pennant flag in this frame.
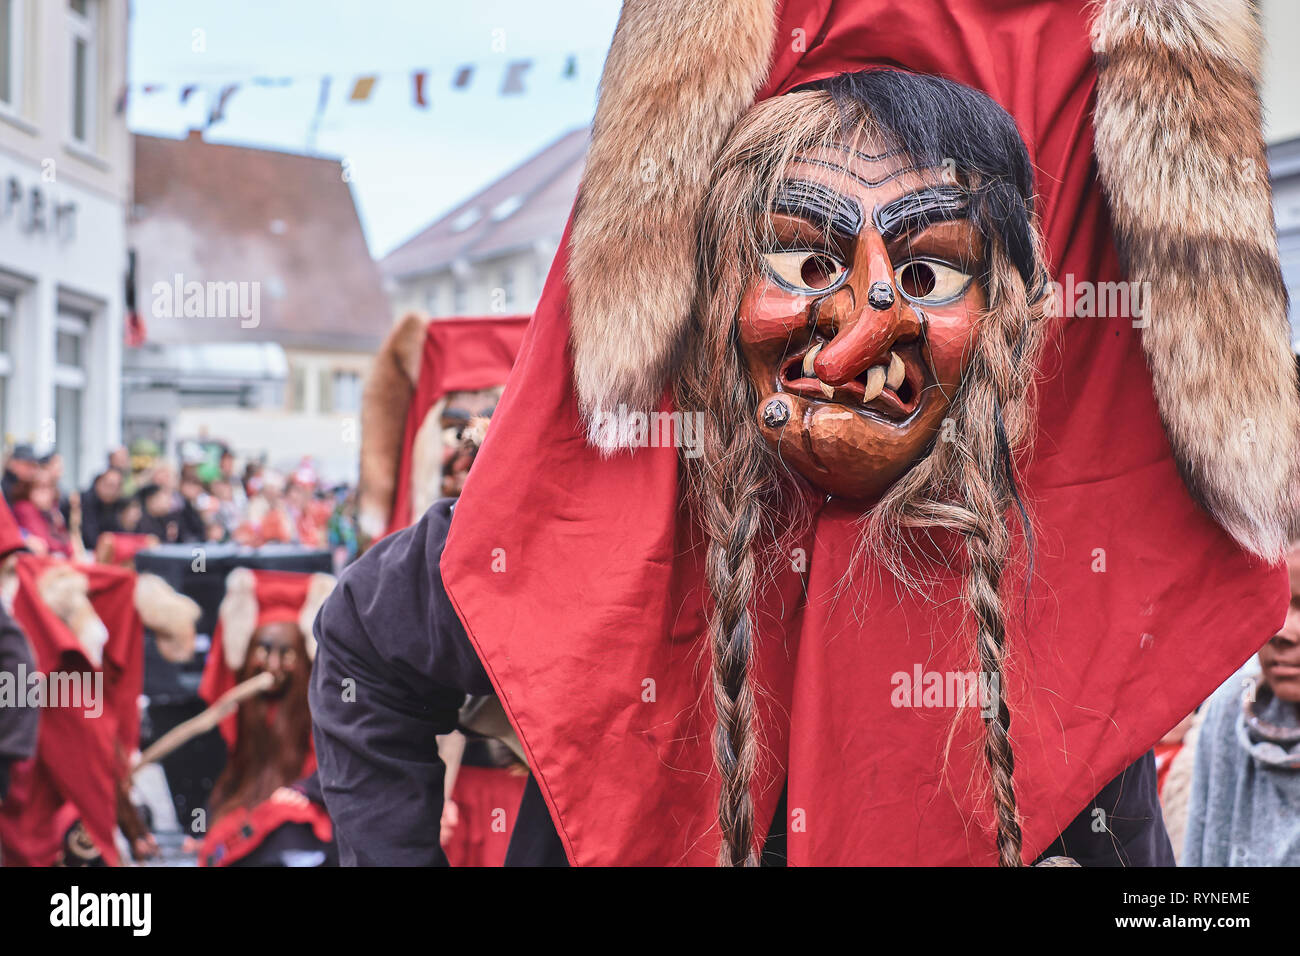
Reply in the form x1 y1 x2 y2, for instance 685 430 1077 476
501 60 532 95
452 65 474 89
350 76 377 101
207 84 239 127
413 70 429 107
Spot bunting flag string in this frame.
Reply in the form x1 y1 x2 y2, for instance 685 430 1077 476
115 52 592 117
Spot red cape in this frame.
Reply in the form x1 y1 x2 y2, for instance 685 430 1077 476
0 557 143 866
386 316 529 534
0 494 23 557
441 0 1286 864
443 765 529 868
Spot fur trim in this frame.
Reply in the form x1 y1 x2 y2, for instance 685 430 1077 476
409 395 448 521
219 567 258 672
297 573 336 661
1093 0 1300 559
37 564 108 668
359 312 428 540
134 572 200 664
568 0 777 442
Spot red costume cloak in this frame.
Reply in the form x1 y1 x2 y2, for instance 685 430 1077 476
440 0 1289 864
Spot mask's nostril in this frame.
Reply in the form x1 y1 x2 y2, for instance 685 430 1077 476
867 281 895 311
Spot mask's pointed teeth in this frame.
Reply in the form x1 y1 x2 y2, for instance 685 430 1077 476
885 352 905 390
802 342 823 379
862 365 887 403
819 379 836 399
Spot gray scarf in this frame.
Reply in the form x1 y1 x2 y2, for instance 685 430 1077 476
1183 674 1300 866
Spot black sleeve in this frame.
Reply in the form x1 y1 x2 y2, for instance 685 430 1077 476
1035 750 1175 866
0 603 39 802
309 499 494 866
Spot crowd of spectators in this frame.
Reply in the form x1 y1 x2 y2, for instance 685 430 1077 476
1 442 359 567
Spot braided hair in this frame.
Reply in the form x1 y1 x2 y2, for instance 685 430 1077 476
675 70 1049 866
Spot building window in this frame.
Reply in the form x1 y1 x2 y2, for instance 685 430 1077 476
0 295 12 442
68 0 98 147
498 267 516 309
452 278 467 314
424 286 440 317
331 370 362 414
0 0 23 112
288 365 306 412
53 308 89 487
317 368 333 413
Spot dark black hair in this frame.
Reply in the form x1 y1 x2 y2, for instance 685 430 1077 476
808 69 1040 290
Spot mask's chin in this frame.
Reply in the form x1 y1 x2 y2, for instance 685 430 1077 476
752 352 951 502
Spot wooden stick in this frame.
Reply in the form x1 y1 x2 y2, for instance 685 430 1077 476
438 731 467 800
132 671 275 776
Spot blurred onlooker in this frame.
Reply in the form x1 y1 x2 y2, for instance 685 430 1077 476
219 450 247 511
240 469 294 544
135 483 181 543
327 486 359 570
0 600 39 828
107 446 137 497
9 475 72 557
0 500 38 824
1183 543 1300 866
117 496 142 533
80 468 125 550
150 461 178 499
108 445 129 473
176 473 208 542
209 478 240 538
285 474 328 548
1 445 39 504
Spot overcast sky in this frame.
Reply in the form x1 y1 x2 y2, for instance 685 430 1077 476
128 0 620 257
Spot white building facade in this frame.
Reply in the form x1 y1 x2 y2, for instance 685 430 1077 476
0 0 129 489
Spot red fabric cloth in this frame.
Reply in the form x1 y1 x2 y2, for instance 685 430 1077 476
11 501 72 557
440 0 1287 865
102 532 156 566
385 316 529 534
198 789 332 867
1153 741 1184 798
0 495 24 557
0 557 144 866
442 765 528 867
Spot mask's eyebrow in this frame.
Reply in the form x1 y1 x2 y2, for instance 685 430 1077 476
771 179 864 238
873 185 969 239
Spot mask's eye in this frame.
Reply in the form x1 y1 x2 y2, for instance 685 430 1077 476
763 251 846 294
894 259 973 305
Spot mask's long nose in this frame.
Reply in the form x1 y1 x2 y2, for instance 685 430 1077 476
812 233 918 385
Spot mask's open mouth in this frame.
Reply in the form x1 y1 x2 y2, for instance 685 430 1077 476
779 338 924 422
